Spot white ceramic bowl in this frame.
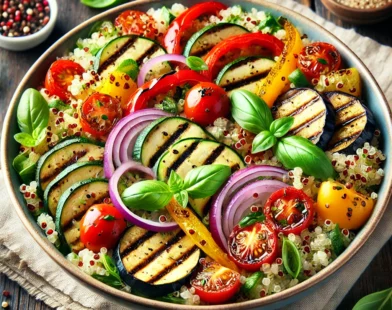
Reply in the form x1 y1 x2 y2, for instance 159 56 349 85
0 0 58 51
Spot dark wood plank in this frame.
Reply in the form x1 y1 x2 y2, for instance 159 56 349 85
0 1 391 309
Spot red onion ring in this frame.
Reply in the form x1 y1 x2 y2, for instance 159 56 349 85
210 165 287 251
104 109 169 178
223 179 288 238
109 161 178 232
137 54 187 87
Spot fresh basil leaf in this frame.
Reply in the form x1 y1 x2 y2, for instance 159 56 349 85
117 59 139 81
282 238 301 279
17 88 49 136
275 136 336 180
12 151 37 183
317 58 328 65
162 6 176 25
92 274 123 289
186 56 209 71
174 190 188 208
329 224 346 256
168 170 184 193
14 133 37 147
156 97 178 114
80 0 125 9
121 180 173 211
241 271 264 295
101 253 120 276
258 13 283 34
353 287 392 310
270 117 294 138
252 131 277 153
48 99 70 111
230 90 273 134
183 164 231 199
239 211 265 228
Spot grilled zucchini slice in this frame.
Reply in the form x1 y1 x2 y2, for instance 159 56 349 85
323 91 375 153
216 56 275 95
133 117 212 168
272 88 335 149
183 23 248 57
95 35 171 81
36 137 104 195
155 138 245 216
43 161 104 217
113 226 200 297
55 179 109 254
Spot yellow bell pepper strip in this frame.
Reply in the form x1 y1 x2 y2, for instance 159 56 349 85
257 19 303 107
165 198 240 272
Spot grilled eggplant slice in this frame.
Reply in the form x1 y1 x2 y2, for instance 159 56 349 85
323 91 376 153
43 161 104 217
216 56 275 96
36 137 104 195
133 117 212 168
113 226 200 297
155 138 245 216
55 179 109 254
183 23 248 57
272 88 335 149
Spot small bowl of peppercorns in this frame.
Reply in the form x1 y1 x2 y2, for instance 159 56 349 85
0 0 58 51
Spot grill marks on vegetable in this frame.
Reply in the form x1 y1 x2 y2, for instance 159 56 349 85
167 141 200 174
324 92 374 153
118 226 200 286
273 88 331 146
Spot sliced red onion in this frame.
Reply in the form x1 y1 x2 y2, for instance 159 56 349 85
137 54 187 87
104 109 169 178
119 122 151 164
210 165 287 251
223 179 288 238
109 161 178 232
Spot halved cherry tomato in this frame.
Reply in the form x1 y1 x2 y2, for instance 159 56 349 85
80 93 122 138
184 82 230 126
191 260 241 304
114 10 157 39
125 70 210 114
80 204 127 253
263 187 314 235
203 33 284 80
44 59 85 101
164 2 227 54
228 221 278 271
297 42 342 82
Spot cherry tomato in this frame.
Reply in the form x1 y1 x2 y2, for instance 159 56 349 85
203 32 284 80
228 221 278 271
125 70 210 114
44 59 85 101
80 204 127 253
164 2 227 54
184 82 230 126
297 42 342 82
263 187 314 235
191 260 241 304
114 10 157 39
80 93 122 138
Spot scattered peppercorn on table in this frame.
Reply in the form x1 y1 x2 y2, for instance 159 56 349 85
0 0 391 309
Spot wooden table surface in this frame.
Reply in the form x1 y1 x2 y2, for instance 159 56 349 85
0 0 391 309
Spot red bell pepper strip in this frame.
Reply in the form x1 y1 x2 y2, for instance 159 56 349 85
202 32 284 81
164 1 228 54
125 70 210 114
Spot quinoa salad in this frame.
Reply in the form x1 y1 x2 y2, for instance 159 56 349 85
12 2 385 306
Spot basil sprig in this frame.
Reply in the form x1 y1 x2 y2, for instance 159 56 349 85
14 88 49 147
238 211 266 228
230 90 335 180
186 56 209 71
282 238 302 279
121 165 231 211
92 254 123 289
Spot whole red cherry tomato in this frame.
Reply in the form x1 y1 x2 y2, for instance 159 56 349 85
184 82 230 126
80 204 127 253
44 59 85 101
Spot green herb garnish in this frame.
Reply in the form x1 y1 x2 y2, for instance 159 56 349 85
282 238 302 279
186 56 209 71
238 211 266 228
353 287 392 310
317 58 328 65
